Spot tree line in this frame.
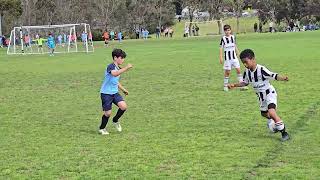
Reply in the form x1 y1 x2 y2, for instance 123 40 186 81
0 0 319 37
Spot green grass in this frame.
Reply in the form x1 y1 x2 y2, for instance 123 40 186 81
0 31 320 179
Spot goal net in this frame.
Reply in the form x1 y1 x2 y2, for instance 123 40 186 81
7 23 94 55
184 20 224 37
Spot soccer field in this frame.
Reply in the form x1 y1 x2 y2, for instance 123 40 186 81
0 31 320 179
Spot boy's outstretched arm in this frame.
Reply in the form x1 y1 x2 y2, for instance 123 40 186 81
118 83 128 95
235 45 240 57
111 64 133 77
228 82 248 89
276 75 289 81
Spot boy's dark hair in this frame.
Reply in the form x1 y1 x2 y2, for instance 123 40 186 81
112 49 127 59
240 49 255 60
223 24 231 30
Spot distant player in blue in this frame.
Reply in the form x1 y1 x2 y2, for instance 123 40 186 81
117 31 122 43
57 34 63 46
47 33 55 56
99 49 133 135
81 31 87 46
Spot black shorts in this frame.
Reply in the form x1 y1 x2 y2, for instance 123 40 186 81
101 93 124 111
38 45 43 48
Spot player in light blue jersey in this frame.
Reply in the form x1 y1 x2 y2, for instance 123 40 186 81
117 31 122 43
81 31 87 46
47 33 55 56
98 49 133 135
57 34 62 46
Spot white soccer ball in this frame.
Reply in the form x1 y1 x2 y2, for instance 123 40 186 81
267 119 277 133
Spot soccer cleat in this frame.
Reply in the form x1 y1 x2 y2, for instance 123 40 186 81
281 131 290 141
113 122 122 132
98 129 109 135
223 86 229 92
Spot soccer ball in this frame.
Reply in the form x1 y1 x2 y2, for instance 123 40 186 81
267 119 277 133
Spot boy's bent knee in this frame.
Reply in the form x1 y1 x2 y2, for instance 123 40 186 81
118 101 127 111
104 111 111 117
268 103 276 110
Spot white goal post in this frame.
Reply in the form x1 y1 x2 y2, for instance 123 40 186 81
7 23 94 55
184 20 224 37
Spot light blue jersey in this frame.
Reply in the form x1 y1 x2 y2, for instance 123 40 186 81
47 36 55 48
81 33 87 41
100 63 120 94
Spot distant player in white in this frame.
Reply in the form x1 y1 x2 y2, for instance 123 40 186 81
219 25 246 91
228 49 290 141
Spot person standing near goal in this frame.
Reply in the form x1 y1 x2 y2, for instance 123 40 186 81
34 35 46 54
219 24 246 91
47 33 55 56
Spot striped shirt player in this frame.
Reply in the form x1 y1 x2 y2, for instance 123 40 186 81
228 49 290 141
242 64 278 112
219 25 244 91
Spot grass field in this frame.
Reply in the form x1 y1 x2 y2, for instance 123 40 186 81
1 31 320 179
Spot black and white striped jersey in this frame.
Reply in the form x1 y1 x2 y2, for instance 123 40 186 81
220 35 237 61
243 64 278 93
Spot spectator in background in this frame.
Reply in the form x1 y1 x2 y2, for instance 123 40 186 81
118 31 123 43
254 22 258 32
161 26 164 37
144 29 149 40
184 26 189 37
110 30 115 41
164 27 169 37
169 27 174 38
58 34 63 46
0 35 3 48
135 28 139 39
192 25 195 36
195 25 199 36
156 26 160 38
142 29 145 39
269 21 274 33
102 30 109 47
259 22 263 33
81 31 87 46
88 32 93 45
289 20 295 31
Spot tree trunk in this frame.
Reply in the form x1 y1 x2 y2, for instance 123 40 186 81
0 13 2 36
217 19 222 35
159 5 162 27
236 15 240 33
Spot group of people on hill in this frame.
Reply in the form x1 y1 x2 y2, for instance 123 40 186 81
135 28 150 39
184 24 199 37
155 26 174 38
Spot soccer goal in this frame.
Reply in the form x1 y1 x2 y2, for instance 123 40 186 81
7 23 94 55
184 20 224 37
